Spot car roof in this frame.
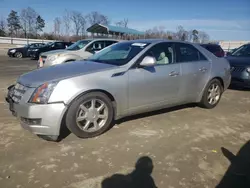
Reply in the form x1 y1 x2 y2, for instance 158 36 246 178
123 39 196 45
200 43 221 47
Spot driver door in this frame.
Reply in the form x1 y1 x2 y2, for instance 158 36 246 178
128 42 181 114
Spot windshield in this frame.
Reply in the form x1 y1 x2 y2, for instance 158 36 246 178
231 44 250 57
88 42 150 66
67 40 91 51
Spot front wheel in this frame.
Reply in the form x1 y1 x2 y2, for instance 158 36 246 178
15 52 23 58
199 79 223 109
65 92 114 138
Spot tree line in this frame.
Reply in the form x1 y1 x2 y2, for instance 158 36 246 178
0 7 210 43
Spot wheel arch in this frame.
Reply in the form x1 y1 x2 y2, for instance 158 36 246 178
197 76 225 102
59 89 117 133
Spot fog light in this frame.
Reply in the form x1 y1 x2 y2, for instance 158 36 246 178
20 117 41 125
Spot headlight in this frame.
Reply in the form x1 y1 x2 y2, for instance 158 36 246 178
246 67 250 73
48 54 60 61
34 49 39 51
10 49 16 53
29 82 58 104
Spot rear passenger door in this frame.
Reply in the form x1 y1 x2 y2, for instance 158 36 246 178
175 43 211 102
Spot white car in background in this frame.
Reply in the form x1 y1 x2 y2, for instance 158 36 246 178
38 38 119 68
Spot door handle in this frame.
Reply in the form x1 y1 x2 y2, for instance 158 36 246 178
169 71 179 77
199 67 207 72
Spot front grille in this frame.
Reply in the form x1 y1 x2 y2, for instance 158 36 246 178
231 66 245 72
11 83 28 103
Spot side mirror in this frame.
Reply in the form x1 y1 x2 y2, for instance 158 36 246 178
226 52 232 56
139 56 156 67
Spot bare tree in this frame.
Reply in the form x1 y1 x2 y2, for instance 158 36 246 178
63 9 71 36
79 16 86 38
70 11 83 36
20 7 38 38
0 17 6 36
86 11 110 26
115 18 129 27
176 25 188 41
198 31 210 43
54 17 61 38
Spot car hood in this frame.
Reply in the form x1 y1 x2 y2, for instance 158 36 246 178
41 49 67 56
18 60 117 87
226 56 250 67
9 47 26 51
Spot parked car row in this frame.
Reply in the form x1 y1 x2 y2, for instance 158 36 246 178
6 39 233 141
7 41 73 59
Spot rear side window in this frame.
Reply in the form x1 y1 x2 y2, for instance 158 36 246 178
105 41 118 47
55 42 65 48
176 43 207 62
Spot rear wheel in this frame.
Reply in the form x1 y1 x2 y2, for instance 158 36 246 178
199 79 223 109
66 92 114 138
15 52 23 58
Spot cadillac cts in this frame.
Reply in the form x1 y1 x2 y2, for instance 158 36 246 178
6 39 231 141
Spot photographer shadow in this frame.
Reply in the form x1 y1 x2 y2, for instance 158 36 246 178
216 140 250 188
101 156 157 188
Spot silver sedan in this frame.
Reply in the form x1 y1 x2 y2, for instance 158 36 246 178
6 39 231 141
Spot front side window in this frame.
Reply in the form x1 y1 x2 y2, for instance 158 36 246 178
86 41 106 53
143 42 174 65
88 41 150 66
231 44 250 57
67 40 92 51
176 43 206 62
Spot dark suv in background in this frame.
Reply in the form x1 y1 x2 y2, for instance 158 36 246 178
200 43 225 57
28 41 73 59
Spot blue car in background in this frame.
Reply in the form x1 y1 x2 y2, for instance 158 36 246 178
226 43 250 88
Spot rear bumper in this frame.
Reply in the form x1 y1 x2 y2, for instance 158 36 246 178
30 52 39 59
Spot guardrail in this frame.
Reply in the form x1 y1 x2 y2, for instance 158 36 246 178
219 41 250 52
0 37 54 46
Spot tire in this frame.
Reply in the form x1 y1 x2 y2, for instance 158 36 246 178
65 92 114 138
199 79 223 109
15 52 23 58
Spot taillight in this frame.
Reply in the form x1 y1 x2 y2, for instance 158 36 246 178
215 51 225 57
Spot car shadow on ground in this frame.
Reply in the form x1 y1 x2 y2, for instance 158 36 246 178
101 156 158 188
216 140 250 188
58 104 197 141
115 103 196 125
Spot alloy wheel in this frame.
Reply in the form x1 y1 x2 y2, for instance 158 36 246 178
76 98 108 132
207 83 221 105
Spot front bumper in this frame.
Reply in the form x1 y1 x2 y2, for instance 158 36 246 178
6 87 67 136
7 51 15 57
